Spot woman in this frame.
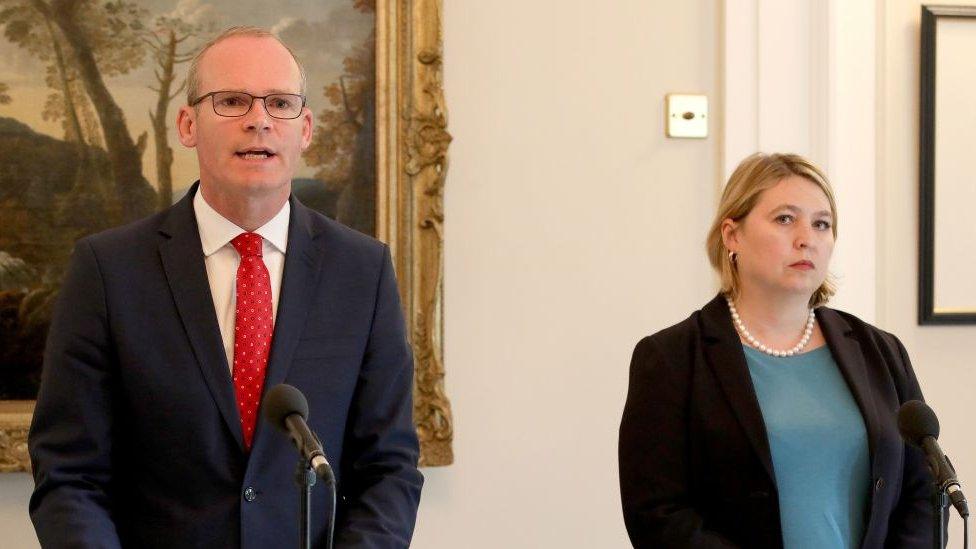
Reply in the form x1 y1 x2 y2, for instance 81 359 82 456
618 153 933 548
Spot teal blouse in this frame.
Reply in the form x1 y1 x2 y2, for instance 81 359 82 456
743 345 871 549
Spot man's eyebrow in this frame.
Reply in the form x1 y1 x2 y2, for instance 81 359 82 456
216 88 301 95
770 204 833 217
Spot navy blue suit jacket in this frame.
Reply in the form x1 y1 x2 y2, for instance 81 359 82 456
29 184 423 548
619 295 935 548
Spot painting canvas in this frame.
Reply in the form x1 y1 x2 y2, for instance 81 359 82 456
0 0 378 401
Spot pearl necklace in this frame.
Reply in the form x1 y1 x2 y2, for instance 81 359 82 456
726 297 815 357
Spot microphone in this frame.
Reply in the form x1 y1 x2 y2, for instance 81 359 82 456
898 400 968 518
263 384 336 485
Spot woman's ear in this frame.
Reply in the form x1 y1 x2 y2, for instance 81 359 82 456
721 218 740 253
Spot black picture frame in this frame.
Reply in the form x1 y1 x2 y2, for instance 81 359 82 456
918 5 976 324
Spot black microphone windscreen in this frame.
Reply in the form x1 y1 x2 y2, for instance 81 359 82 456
262 383 310 431
897 400 940 447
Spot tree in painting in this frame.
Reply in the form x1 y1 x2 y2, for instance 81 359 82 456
29 0 156 221
302 0 376 235
0 0 156 228
0 0 158 397
143 11 213 208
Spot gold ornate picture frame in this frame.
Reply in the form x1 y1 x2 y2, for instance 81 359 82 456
0 0 452 472
378 0 453 466
0 401 32 472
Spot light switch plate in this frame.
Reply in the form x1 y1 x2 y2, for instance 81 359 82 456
666 94 708 138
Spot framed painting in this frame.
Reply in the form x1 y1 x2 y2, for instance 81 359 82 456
0 0 452 470
918 5 976 324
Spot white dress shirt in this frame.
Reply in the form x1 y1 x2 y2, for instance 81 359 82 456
193 189 290 372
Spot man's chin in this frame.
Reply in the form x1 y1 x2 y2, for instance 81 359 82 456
201 175 292 198
240 177 291 191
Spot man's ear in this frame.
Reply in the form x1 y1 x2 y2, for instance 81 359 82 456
300 106 314 150
176 105 197 148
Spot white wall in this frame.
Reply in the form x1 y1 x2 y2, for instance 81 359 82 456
723 0 878 320
0 474 36 548
878 1 976 543
412 1 720 547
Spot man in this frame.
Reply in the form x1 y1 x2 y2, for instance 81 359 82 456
28 27 422 548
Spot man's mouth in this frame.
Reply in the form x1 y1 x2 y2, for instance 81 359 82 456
236 148 276 160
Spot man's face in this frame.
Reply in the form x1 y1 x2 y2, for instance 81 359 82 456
177 35 312 200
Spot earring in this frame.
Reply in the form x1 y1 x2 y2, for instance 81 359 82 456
728 251 737 264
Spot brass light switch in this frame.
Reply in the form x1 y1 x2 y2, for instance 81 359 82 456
666 94 708 138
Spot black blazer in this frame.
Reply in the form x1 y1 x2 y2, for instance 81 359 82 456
619 295 934 548
29 184 423 548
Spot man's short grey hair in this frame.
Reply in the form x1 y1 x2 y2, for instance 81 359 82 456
186 26 308 105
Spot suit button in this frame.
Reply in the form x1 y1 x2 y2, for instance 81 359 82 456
875 478 885 492
244 487 257 502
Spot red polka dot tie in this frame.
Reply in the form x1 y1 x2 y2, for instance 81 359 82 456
231 232 273 450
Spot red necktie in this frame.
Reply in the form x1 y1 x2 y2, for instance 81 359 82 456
231 232 273 450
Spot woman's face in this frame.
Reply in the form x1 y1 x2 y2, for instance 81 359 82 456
723 175 835 301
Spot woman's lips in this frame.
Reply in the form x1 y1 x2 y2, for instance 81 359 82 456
790 260 815 270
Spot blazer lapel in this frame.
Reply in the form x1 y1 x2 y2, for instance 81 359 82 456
246 199 327 464
158 183 244 451
817 308 881 474
262 198 325 390
699 295 777 484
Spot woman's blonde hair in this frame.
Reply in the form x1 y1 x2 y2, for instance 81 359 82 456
706 152 838 308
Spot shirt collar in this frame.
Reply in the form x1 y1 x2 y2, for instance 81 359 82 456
193 187 290 257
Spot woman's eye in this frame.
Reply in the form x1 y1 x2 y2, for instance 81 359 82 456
775 214 794 224
814 220 832 230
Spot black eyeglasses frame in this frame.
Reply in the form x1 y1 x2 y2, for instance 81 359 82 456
190 90 307 120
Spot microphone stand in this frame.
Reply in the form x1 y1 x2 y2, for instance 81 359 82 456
933 487 948 549
929 453 968 549
293 458 336 549
295 459 316 549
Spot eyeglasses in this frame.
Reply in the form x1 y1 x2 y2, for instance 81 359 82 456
190 90 306 120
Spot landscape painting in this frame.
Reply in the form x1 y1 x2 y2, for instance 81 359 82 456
0 0 378 400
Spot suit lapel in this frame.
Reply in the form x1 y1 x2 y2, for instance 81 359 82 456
247 199 327 466
817 308 881 473
262 198 325 390
699 295 777 484
158 183 244 451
